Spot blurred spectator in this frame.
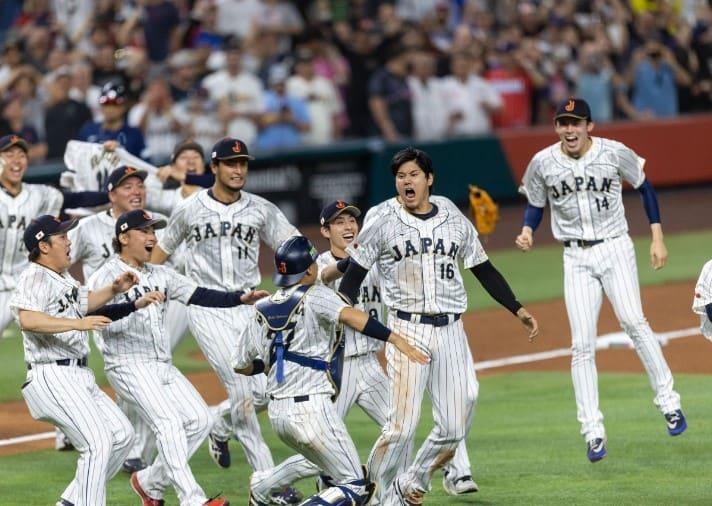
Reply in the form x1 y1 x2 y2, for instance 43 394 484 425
628 40 692 118
52 0 94 46
202 39 264 145
368 46 413 142
255 65 310 151
440 51 502 136
185 0 225 52
485 42 544 128
6 68 45 140
0 38 25 89
91 43 128 86
77 80 146 158
69 61 103 121
575 41 625 123
0 93 46 161
128 78 182 164
407 50 447 141
44 66 92 159
173 87 225 151
215 0 264 39
119 0 180 64
258 0 305 53
286 50 343 144
167 49 201 102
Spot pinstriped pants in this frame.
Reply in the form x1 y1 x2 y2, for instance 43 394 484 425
564 234 681 441
369 315 478 503
22 364 134 506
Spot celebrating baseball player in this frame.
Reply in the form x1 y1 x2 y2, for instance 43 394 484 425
89 209 268 506
150 137 301 498
10 214 161 506
234 235 429 506
516 97 686 463
338 147 538 504
693 259 712 342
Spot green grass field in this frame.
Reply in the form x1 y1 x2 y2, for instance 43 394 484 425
1 229 710 504
1 371 710 505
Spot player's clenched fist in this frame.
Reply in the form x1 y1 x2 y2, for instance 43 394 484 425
515 227 534 252
112 271 140 293
388 333 431 365
76 315 113 331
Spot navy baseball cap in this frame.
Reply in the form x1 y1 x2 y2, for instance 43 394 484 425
555 97 592 122
319 200 361 226
23 215 78 251
99 80 127 105
171 139 204 163
0 134 29 153
115 209 166 237
211 137 254 162
273 236 319 287
106 166 148 191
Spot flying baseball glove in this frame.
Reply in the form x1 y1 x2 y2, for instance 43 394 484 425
469 185 499 237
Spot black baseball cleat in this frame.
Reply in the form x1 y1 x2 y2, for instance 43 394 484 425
664 409 687 436
586 438 607 463
207 434 231 468
270 486 303 505
122 457 147 474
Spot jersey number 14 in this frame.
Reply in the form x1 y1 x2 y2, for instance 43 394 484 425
594 196 610 212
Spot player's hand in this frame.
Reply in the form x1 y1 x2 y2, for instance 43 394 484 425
135 291 165 308
112 271 140 293
103 140 119 151
240 290 270 305
517 307 538 342
650 238 668 270
515 227 534 251
76 315 112 331
389 333 430 365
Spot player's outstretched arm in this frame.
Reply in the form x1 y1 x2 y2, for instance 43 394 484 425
320 257 351 284
339 307 430 365
87 271 140 312
17 310 112 333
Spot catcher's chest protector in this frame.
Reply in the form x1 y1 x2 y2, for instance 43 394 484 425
255 285 346 397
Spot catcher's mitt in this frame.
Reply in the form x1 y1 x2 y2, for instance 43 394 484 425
469 185 499 236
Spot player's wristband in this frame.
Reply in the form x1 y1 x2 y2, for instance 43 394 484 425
250 359 266 375
361 317 391 342
336 257 350 273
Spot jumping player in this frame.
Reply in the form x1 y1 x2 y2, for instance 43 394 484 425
151 137 301 496
11 214 160 506
339 147 539 504
516 97 685 462
235 235 429 506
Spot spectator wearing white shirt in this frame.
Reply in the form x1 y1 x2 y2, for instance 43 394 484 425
407 50 448 141
128 79 182 165
441 52 502 136
202 38 264 145
286 51 343 145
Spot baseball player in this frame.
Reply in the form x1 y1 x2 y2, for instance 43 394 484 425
151 137 300 487
338 147 538 505
90 209 266 506
235 235 429 506
0 134 109 341
11 214 160 506
516 97 685 462
693 259 712 342
68 164 181 472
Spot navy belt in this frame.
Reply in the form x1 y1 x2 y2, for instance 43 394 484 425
563 238 610 248
270 394 310 403
396 310 461 327
27 356 88 370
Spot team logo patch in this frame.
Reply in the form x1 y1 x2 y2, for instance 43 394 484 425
125 167 136 175
10 135 20 144
336 201 345 209
565 99 575 112
278 261 287 273
120 223 129 231
232 142 242 153
142 211 151 220
35 231 45 240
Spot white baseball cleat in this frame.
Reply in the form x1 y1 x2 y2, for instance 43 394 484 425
442 472 479 495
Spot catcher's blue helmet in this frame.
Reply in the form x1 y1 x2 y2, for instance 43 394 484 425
273 235 319 287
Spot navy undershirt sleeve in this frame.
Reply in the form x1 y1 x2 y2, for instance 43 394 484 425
184 173 215 188
637 179 661 224
188 287 244 307
61 191 110 210
469 261 522 315
523 204 544 231
89 301 137 321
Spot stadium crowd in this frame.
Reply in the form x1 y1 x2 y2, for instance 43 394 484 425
0 0 710 165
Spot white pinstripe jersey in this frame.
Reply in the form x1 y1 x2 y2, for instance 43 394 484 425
519 137 647 241
144 173 186 216
69 209 176 280
316 250 383 357
693 259 712 341
233 284 348 399
158 189 299 291
346 196 488 314
0 184 63 290
9 262 90 363
87 257 197 366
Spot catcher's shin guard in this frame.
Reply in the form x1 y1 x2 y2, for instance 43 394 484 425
300 471 376 506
